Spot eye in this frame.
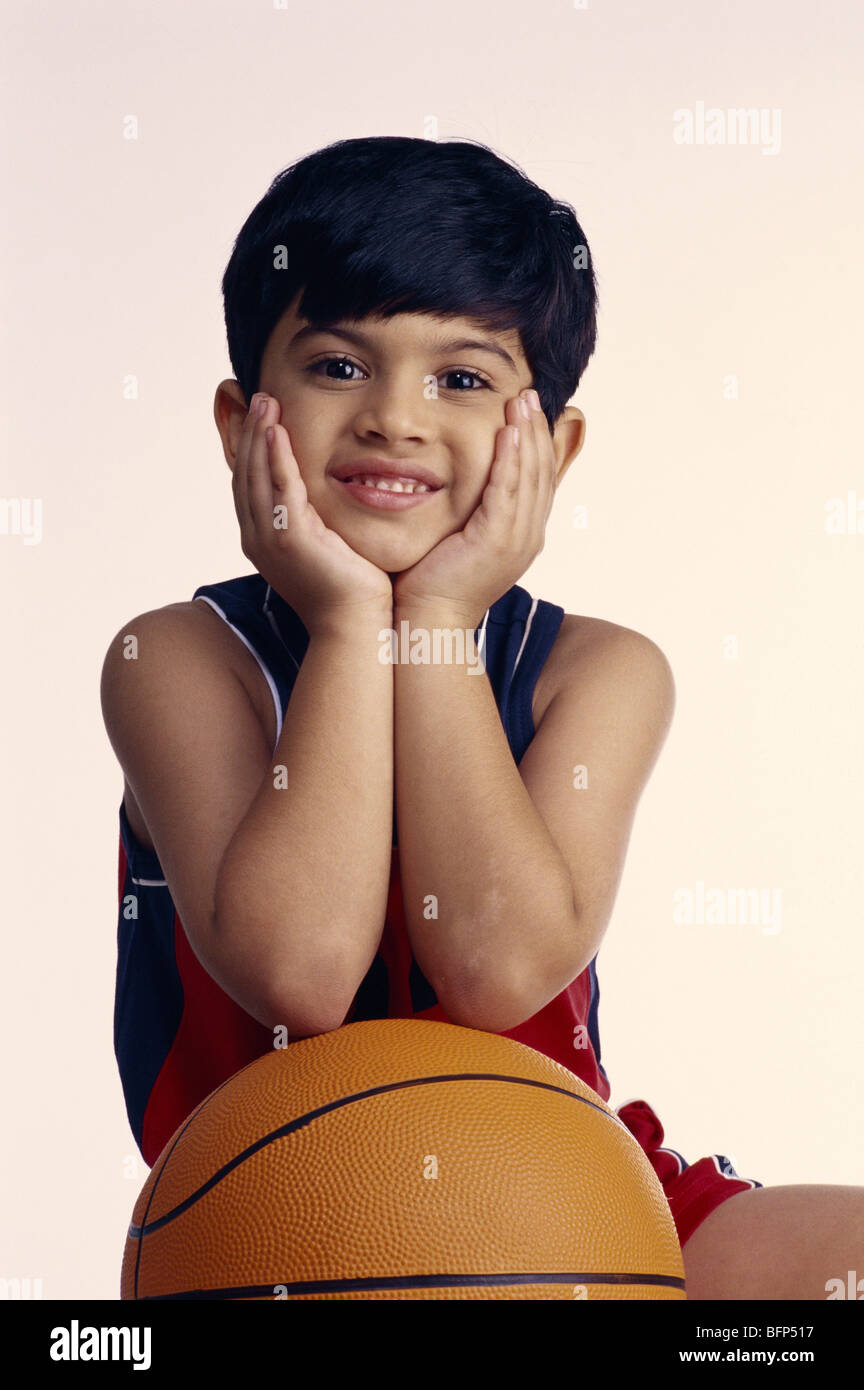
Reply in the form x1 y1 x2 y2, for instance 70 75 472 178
441 368 491 391
304 356 493 391
306 355 366 382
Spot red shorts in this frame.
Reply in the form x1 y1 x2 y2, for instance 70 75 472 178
615 1098 763 1248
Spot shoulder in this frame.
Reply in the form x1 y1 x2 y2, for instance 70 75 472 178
101 598 253 693
532 611 675 732
101 597 269 702
101 598 274 849
102 598 216 650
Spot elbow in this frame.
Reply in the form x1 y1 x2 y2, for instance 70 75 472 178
217 964 353 1039
230 951 356 1040
211 903 357 1039
263 996 350 1039
264 965 355 1038
441 995 529 1034
435 937 590 1035
435 969 541 1034
260 930 369 1036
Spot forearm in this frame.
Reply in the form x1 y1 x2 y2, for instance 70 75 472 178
393 603 583 1031
214 607 393 1028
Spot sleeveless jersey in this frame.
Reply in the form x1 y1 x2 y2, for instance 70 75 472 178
113 573 611 1167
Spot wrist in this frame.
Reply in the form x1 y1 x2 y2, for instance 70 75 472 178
306 597 394 641
393 599 487 633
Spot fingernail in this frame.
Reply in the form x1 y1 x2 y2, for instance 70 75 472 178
519 396 531 419
257 395 268 416
528 389 542 412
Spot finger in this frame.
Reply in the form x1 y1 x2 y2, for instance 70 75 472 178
231 392 262 547
476 420 521 536
518 389 556 534
514 391 540 517
247 396 277 534
264 422 311 541
266 422 306 509
493 392 537 554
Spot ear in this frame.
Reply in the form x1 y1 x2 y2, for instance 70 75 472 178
213 379 251 471
550 406 586 489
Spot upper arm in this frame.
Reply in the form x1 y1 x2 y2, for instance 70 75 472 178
100 603 279 1019
517 622 676 976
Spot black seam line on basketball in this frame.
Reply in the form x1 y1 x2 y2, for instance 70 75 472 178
133 1066 244 1302
128 1072 628 1241
138 1271 688 1299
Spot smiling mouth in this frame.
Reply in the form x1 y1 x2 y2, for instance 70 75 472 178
332 475 441 510
342 474 436 494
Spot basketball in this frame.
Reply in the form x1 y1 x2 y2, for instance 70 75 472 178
121 1018 686 1300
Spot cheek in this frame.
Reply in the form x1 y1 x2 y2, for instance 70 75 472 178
454 426 498 504
272 400 328 472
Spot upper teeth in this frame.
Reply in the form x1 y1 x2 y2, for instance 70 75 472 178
349 475 432 494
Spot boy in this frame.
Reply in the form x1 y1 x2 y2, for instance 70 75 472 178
102 135 864 1300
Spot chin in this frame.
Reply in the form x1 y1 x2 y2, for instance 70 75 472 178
363 547 429 575
337 528 437 575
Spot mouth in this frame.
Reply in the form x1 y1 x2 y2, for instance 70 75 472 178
330 459 444 511
331 474 441 511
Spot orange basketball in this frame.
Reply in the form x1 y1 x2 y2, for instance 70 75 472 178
121 1018 685 1300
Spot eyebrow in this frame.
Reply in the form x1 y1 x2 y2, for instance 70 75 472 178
284 321 519 373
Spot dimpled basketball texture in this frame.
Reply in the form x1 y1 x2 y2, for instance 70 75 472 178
121 1019 686 1300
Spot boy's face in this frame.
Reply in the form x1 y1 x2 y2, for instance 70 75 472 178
215 291 585 576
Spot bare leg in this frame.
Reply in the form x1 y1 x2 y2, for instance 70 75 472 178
681 1183 864 1300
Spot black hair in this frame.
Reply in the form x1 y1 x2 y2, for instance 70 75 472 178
221 135 598 430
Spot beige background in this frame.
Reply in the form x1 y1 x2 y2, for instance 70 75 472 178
2 0 862 1299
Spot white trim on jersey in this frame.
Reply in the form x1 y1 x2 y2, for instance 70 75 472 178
709 1154 758 1187
131 875 168 887
472 606 491 665
193 595 284 745
512 596 539 673
262 584 301 672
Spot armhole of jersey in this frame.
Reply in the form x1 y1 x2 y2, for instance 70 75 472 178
119 796 167 883
512 596 540 686
193 594 283 747
510 596 564 759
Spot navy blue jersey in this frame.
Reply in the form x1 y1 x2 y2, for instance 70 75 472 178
114 573 610 1166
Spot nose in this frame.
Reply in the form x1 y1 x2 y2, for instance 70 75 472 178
351 374 435 445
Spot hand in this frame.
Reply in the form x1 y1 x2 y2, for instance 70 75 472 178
232 393 393 634
393 388 556 626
